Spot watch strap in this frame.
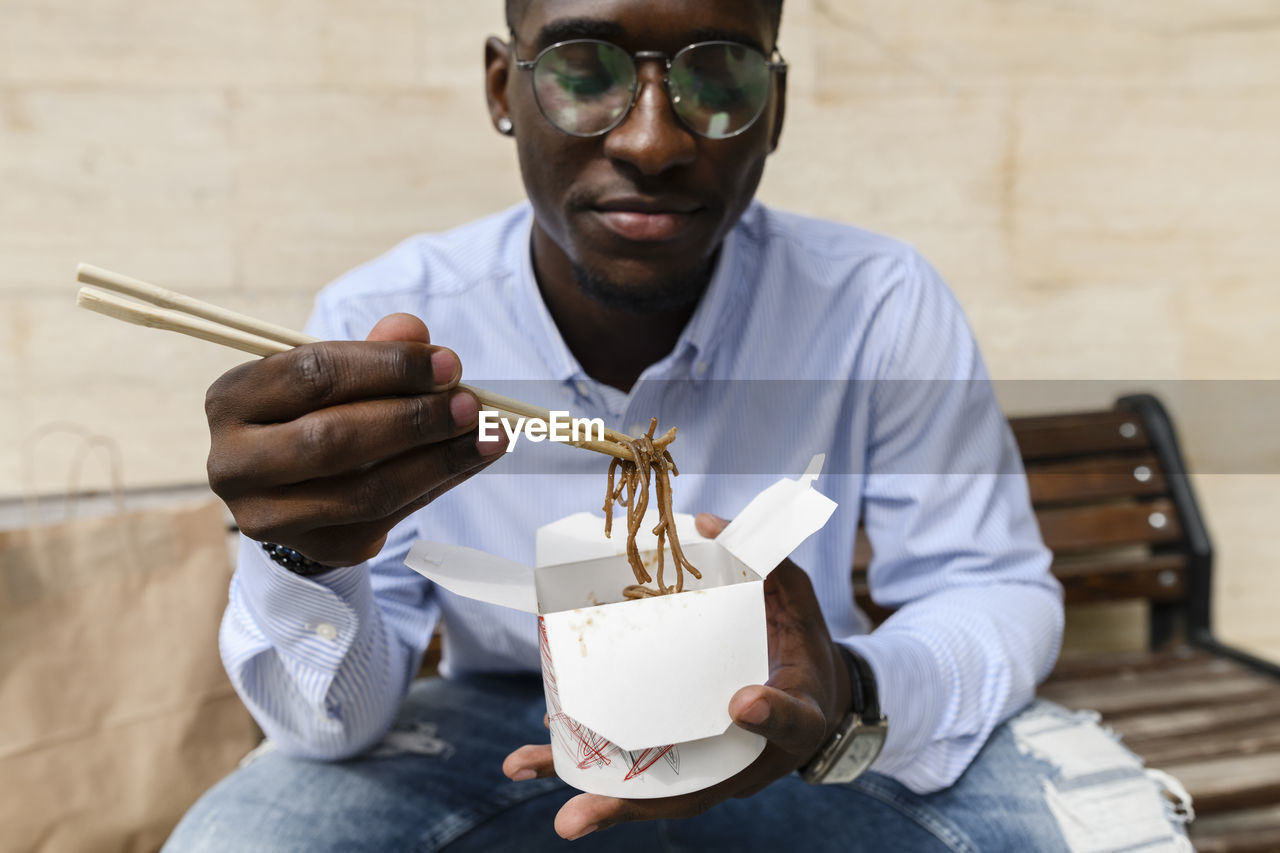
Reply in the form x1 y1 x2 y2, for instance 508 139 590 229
261 542 334 577
840 644 881 722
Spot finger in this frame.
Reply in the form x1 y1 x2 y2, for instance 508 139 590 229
729 683 828 760
213 389 482 490
759 572 846 714
554 793 637 841
265 455 502 564
230 430 505 541
208 339 461 425
764 557 823 605
553 781 727 840
366 312 430 344
296 430 505 525
761 559 836 662
753 564 853 735
556 762 759 839
694 512 729 538
553 746 799 840
502 744 556 781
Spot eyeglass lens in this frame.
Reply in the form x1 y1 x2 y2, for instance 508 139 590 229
531 41 772 139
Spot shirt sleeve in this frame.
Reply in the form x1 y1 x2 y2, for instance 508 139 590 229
220 523 438 759
840 251 1064 794
216 287 438 760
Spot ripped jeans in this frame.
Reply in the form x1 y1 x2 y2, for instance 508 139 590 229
163 675 1192 853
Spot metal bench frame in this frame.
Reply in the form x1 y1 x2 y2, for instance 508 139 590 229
1120 393 1280 679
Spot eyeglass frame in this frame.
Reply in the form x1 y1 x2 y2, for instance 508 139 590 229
511 36 788 140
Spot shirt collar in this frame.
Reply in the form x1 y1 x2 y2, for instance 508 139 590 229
509 207 580 382
669 211 747 371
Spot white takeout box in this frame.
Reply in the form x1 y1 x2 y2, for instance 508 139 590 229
405 456 837 798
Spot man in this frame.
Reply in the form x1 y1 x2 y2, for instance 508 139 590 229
166 1 1191 850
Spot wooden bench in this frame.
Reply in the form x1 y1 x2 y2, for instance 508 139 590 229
853 394 1280 852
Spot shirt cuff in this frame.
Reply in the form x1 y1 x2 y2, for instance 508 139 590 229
837 631 944 785
234 535 373 671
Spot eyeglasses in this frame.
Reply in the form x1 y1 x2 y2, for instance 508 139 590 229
513 38 787 140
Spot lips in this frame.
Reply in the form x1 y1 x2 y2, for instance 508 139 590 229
590 196 704 243
593 210 699 241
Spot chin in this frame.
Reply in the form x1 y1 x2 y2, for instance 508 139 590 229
572 258 714 315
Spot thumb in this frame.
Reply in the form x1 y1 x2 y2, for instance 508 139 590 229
729 684 827 759
695 512 729 539
366 312 430 343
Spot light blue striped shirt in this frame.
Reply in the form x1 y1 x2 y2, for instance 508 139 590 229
221 202 1062 794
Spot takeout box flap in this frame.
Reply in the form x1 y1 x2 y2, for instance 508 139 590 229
716 454 837 577
405 541 538 614
542 576 769 751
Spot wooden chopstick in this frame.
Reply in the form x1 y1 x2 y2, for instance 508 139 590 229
75 263 634 445
77 263 313 348
75 265 638 462
76 287 292 356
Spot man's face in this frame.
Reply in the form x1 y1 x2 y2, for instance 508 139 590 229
492 0 784 313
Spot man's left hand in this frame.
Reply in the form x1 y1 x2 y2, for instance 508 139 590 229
501 512 854 841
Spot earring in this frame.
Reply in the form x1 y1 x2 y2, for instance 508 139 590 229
497 117 514 136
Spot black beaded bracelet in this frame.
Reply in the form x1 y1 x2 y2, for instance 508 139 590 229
261 542 334 577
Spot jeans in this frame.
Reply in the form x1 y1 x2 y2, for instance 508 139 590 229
164 675 1191 852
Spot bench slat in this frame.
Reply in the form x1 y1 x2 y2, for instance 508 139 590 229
856 504 1184 577
853 553 1186 617
1163 752 1280 814
1136 719 1280 767
1038 672 1279 717
1037 498 1182 553
1010 410 1151 461
1043 656 1246 703
852 527 871 571
1047 654 1241 692
1025 452 1167 506
1189 806 1280 853
852 473 1174 572
1047 647 1214 681
1192 824 1280 853
1108 696 1280 743
1051 553 1185 603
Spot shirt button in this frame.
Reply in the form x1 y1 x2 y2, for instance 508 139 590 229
695 361 709 376
314 622 339 641
628 423 647 437
574 380 591 397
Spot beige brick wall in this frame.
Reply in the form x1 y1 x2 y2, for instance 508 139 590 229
2 1 1277 658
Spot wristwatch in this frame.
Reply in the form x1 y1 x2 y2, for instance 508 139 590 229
800 645 888 784
261 542 334 577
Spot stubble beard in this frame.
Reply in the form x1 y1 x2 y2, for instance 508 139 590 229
570 254 717 316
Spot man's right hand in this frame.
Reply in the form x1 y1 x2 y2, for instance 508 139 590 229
205 313 507 568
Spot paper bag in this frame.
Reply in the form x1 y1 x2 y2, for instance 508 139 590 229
0 499 261 853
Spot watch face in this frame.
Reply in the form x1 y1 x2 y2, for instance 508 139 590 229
801 716 889 784
829 724 887 783
846 730 885 768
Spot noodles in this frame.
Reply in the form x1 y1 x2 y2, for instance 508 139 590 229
602 418 703 599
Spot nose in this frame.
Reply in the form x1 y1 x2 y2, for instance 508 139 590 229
602 64 697 176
